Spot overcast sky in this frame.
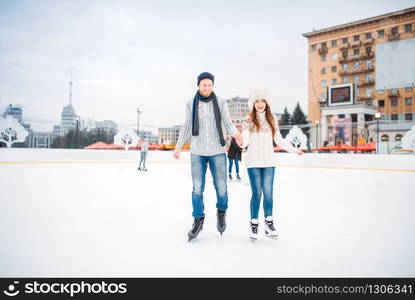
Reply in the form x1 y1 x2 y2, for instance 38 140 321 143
0 0 413 132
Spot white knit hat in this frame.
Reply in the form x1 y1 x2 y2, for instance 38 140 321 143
248 89 271 111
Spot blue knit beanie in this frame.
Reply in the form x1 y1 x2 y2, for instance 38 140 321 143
197 72 214 86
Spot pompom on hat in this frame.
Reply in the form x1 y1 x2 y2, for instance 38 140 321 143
248 89 271 111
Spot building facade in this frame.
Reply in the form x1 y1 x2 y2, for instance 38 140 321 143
303 7 415 146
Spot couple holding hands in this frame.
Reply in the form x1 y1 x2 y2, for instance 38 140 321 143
173 72 303 241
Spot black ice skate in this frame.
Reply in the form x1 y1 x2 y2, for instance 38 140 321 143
217 209 226 235
188 216 205 242
228 174 232 180
236 174 241 181
264 217 278 239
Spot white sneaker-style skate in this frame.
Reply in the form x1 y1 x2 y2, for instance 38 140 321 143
264 216 278 239
249 219 259 241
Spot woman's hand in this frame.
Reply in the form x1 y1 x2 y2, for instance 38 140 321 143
295 149 304 156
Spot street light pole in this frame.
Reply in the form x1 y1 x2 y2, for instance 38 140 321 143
374 112 381 154
315 120 319 150
75 116 80 149
137 108 142 139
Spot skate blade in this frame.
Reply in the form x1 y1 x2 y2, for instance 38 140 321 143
265 234 278 240
249 236 258 241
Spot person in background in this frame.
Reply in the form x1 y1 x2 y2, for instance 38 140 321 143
227 136 242 180
138 138 149 171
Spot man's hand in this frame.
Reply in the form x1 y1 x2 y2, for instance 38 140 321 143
173 149 181 160
234 131 243 147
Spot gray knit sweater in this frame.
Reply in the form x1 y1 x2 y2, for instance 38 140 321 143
175 97 237 156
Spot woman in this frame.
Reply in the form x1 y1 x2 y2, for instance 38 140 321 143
227 136 242 180
242 89 303 240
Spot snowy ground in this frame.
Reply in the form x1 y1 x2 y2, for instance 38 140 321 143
1 148 414 277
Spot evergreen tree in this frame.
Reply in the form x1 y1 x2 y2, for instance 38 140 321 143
280 107 291 138
290 102 310 144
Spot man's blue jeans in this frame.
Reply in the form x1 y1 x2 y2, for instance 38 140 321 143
191 153 228 218
247 167 275 219
228 157 239 174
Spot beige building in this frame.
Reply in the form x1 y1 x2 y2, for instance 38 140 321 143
303 7 415 146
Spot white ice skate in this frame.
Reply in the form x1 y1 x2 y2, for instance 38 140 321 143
264 216 278 239
249 219 259 241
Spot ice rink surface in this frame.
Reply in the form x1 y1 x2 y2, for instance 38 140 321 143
1 148 414 277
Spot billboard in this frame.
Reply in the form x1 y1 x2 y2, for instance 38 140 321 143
328 83 354 106
376 38 415 90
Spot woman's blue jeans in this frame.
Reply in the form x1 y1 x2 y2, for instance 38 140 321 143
191 153 228 218
228 157 240 174
247 167 275 219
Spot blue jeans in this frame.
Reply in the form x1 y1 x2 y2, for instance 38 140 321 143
191 153 228 218
139 152 147 168
228 158 239 174
247 167 275 219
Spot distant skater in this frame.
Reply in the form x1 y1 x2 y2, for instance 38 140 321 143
138 138 149 171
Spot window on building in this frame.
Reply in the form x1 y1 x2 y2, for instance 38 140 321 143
405 24 413 32
406 87 413 91
378 89 384 94
342 50 348 57
331 40 337 47
365 46 372 54
366 88 372 96
353 48 360 55
321 67 327 74
343 64 348 71
353 35 360 41
405 97 413 105
381 134 390 141
378 100 385 107
354 62 360 69
321 80 327 87
356 87 360 95
391 99 398 106
391 114 398 121
342 37 348 44
311 44 317 51
321 55 327 61
331 66 337 72
365 32 372 39
391 26 398 35
343 77 349 84
354 75 360 82
395 134 403 141
332 78 337 85
321 42 327 48
405 113 413 121
332 53 337 60
391 88 398 93
378 29 385 37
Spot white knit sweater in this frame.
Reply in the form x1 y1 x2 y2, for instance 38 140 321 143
242 111 297 168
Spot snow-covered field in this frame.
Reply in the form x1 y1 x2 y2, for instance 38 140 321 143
1 148 414 277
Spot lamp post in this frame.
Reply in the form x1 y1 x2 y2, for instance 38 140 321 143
137 108 142 139
374 112 381 154
75 116 80 149
315 120 319 150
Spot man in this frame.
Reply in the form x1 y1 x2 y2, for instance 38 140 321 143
138 138 149 171
174 72 243 241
